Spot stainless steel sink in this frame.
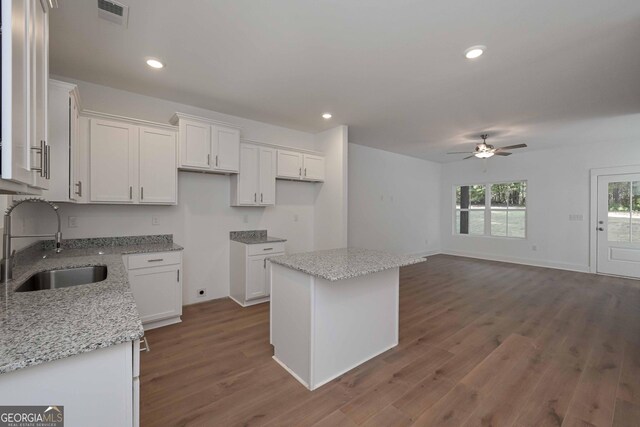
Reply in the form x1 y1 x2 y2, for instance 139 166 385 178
15 266 108 292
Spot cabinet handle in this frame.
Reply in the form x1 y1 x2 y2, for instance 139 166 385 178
30 141 45 177
147 259 164 263
130 186 133 200
45 143 50 179
141 187 144 200
304 168 307 177
177 269 180 282
215 155 219 167
263 248 273 251
254 193 257 203
207 154 210 166
264 258 266 269
261 193 263 203
299 167 302 177
75 181 82 197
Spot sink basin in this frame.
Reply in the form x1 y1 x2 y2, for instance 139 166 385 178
15 266 108 292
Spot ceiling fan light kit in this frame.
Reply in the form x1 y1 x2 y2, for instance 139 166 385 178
447 134 527 160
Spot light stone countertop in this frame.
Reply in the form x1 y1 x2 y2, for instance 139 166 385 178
268 247 426 281
0 238 183 375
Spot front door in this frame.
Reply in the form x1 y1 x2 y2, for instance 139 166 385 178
597 174 640 278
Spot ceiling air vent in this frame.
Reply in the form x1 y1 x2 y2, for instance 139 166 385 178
97 0 129 28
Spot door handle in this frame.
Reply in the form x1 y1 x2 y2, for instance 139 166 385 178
597 227 604 232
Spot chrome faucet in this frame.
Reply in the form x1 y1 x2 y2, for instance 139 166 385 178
1 198 62 283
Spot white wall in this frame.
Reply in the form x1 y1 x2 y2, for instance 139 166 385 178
348 144 441 256
314 126 349 250
17 78 321 304
440 140 640 272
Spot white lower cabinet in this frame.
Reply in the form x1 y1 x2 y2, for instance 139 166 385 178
230 241 285 306
0 340 140 427
125 251 183 330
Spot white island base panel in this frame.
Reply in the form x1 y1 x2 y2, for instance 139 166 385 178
270 264 399 390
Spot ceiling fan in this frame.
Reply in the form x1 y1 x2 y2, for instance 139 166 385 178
447 134 527 159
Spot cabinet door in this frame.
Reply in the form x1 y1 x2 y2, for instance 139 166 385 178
139 127 177 204
90 119 138 203
69 93 80 200
246 256 268 300
276 150 302 179
259 147 276 205
212 125 239 172
179 119 211 169
1 0 33 185
237 144 259 205
29 0 49 190
128 265 182 324
302 154 325 181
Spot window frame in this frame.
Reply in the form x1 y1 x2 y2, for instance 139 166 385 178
453 180 528 239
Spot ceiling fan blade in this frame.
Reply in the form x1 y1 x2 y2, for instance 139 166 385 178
494 151 512 156
447 152 474 154
463 155 475 160
497 144 527 150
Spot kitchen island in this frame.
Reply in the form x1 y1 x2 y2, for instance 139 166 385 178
268 248 425 390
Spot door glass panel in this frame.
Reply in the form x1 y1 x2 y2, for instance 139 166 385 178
608 182 631 242
633 181 640 242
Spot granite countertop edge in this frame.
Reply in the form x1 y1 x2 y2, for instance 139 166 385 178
230 236 287 245
0 240 183 375
269 248 426 282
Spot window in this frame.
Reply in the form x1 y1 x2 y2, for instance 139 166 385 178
454 181 527 238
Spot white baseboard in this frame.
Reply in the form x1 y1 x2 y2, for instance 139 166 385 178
409 250 441 258
440 249 590 274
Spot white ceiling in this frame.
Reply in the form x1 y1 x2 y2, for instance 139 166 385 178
49 0 640 162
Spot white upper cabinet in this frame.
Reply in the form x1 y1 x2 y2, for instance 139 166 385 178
212 125 240 172
90 119 139 203
88 115 177 205
178 119 210 170
231 143 275 207
172 113 240 174
302 154 325 181
43 80 82 202
276 150 325 182
139 127 177 204
276 150 302 179
1 0 52 191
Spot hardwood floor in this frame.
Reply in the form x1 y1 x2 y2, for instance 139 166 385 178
140 255 640 426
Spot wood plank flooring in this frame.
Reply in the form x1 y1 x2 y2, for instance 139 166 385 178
140 255 640 426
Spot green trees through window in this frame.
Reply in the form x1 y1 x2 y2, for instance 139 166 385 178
455 181 527 238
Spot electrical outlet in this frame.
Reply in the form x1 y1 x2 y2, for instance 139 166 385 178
68 216 78 228
197 288 207 298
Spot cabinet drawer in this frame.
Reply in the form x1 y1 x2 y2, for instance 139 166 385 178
247 242 285 256
128 251 182 270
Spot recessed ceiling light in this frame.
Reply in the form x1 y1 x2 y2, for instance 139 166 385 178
322 113 332 119
146 58 164 69
464 45 486 59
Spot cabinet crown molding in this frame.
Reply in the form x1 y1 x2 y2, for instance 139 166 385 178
241 138 323 157
82 110 177 131
170 112 242 131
